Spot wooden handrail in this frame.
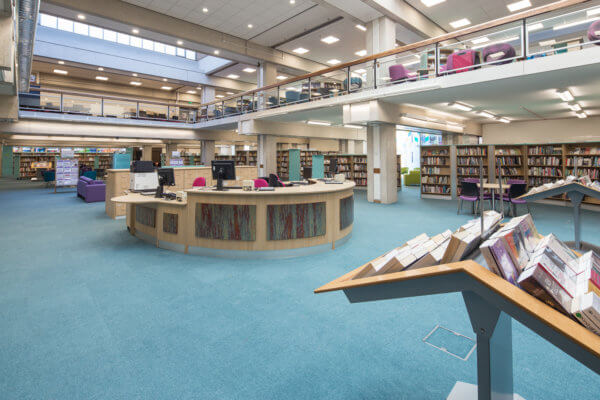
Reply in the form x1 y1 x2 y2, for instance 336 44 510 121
200 0 589 108
315 259 600 360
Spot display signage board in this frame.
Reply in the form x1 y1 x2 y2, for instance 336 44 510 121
55 158 79 187
61 148 75 158
169 158 184 167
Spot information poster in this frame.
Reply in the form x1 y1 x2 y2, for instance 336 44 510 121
169 158 184 167
55 158 79 187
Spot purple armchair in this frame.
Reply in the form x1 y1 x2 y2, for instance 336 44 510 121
388 64 417 83
77 176 106 203
482 43 516 65
445 49 480 74
588 20 600 43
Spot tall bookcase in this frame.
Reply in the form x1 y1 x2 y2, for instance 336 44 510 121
321 154 401 188
456 145 489 194
235 150 257 166
420 145 451 197
494 145 526 185
564 143 600 205
526 145 563 187
277 150 289 177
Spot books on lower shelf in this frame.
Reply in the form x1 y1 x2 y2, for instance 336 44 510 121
420 145 451 197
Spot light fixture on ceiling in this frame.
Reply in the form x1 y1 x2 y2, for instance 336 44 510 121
471 35 519 50
247 24 253 29
478 111 496 119
215 94 225 98
53 69 68 75
355 24 367 32
177 40 183 45
421 0 446 7
355 49 367 57
507 0 531 13
162 78 168 82
95 76 108 81
130 81 142 86
161 86 172 90
227 74 239 79
132 28 139 34
243 67 256 73
527 22 544 32
449 102 473 111
202 7 208 13
450 18 471 29
290 0 295 4
576 111 588 118
557 89 574 102
196 87 202 90
276 75 288 80
98 67 104 71
498 117 511 124
214 50 220 55
353 68 366 74
471 37 489 45
186 90 197 94
132 73 138 77
343 124 363 129
77 14 86 20
293 47 309 54
226 92 234 95
57 60 65 65
568 103 582 112
307 120 331 126
326 59 341 65
321 35 339 44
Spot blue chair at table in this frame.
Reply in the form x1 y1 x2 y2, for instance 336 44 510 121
42 170 55 188
343 77 363 92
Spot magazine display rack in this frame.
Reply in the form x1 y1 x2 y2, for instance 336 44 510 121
518 183 600 250
315 261 600 400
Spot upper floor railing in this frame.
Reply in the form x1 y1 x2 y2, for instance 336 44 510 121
19 0 600 125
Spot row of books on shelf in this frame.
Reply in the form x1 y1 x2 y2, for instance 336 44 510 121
566 157 600 167
528 146 562 155
528 167 563 177
457 147 487 156
421 176 449 185
495 148 521 155
457 157 486 166
352 211 600 337
457 167 488 175
497 167 522 176
528 156 561 166
569 147 600 155
421 184 451 194
422 149 449 156
567 168 600 179
525 174 600 196
495 157 522 166
422 157 448 166
422 167 449 175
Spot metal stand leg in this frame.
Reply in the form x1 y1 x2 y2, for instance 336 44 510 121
462 291 514 400
566 191 584 250
458 199 463 215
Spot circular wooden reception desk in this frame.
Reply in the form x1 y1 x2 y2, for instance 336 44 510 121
112 181 355 258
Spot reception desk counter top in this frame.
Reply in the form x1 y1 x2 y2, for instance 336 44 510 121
112 181 355 258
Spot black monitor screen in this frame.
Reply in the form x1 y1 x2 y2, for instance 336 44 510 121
303 167 312 180
211 160 236 181
329 158 338 174
157 168 175 186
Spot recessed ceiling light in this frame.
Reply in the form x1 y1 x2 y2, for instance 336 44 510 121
202 7 208 13
131 28 139 34
243 67 256 73
307 120 331 126
186 90 197 94
196 87 202 90
77 14 86 20
471 37 489 45
355 24 367 32
227 74 239 79
355 49 367 57
162 78 168 82
95 76 108 81
226 92 234 95
290 0 295 4
161 86 172 90
557 89 574 102
343 124 363 129
215 94 225 98
98 67 104 71
321 35 339 44
449 102 472 111
421 0 446 7
450 18 471 29
293 47 309 54
326 59 341 65
130 81 142 86
57 60 65 65
576 111 588 118
53 69 68 75
507 0 531 13
177 40 183 45
214 49 220 55
132 73 138 77
276 75 288 80
478 111 496 119
498 117 511 123
527 23 544 32
568 103 582 112
247 24 253 29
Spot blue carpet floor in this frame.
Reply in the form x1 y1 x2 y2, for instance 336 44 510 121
0 179 598 399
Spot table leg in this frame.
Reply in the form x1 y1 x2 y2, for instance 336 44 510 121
491 189 495 212
566 191 584 250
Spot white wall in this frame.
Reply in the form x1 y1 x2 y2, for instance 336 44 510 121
482 116 600 144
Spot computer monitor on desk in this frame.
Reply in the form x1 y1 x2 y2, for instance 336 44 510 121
303 167 312 180
155 168 175 198
211 160 236 191
329 158 338 177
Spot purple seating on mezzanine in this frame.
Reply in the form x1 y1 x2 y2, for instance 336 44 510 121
588 19 600 43
388 64 418 83
444 49 480 74
482 43 516 65
77 176 106 203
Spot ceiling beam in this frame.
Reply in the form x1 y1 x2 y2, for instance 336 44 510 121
360 0 446 38
42 0 327 73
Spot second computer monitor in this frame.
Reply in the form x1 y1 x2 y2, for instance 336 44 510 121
157 168 175 186
211 160 236 190
329 158 338 175
303 167 312 180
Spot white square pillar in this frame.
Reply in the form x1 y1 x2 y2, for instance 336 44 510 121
367 123 397 204
257 134 277 177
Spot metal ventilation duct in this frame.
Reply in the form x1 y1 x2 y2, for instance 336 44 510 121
17 0 40 93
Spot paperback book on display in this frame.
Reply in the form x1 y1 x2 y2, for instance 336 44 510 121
524 174 600 196
441 211 502 264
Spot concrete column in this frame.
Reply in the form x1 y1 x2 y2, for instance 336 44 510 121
202 86 216 116
141 145 153 161
367 123 398 204
356 140 366 154
200 140 215 166
257 134 277 177
339 139 356 154
366 16 396 86
257 62 277 109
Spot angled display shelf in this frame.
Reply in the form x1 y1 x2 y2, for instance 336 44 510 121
315 261 600 400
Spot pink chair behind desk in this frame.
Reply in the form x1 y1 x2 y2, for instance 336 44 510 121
254 179 269 188
192 177 206 188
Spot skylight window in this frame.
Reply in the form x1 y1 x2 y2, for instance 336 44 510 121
38 13 197 61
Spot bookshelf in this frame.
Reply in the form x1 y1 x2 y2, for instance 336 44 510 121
565 143 600 205
351 155 367 187
14 153 57 180
494 145 525 185
322 154 401 188
215 154 234 162
235 150 257 166
277 150 289 177
397 155 403 187
526 145 564 200
456 145 489 194
420 145 451 197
